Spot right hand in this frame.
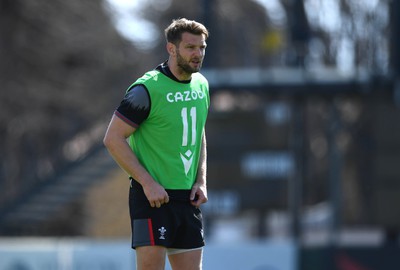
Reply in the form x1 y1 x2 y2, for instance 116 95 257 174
142 181 170 208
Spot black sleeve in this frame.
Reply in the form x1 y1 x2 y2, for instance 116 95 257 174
115 84 151 127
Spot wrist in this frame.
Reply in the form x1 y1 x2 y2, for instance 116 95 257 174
195 179 206 187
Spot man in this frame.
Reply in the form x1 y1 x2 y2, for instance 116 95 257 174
103 18 210 270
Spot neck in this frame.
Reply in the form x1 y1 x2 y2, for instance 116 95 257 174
167 57 192 81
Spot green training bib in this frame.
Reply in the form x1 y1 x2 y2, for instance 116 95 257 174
128 70 209 189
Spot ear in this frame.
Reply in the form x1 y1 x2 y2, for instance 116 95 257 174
167 42 176 56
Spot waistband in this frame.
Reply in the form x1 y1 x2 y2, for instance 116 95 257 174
130 177 192 202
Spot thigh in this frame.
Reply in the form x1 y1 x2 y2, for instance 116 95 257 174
136 245 167 270
168 248 203 270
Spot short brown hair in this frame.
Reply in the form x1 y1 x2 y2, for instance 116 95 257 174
165 18 209 45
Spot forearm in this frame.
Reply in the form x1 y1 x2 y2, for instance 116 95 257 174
196 133 207 186
103 129 154 188
190 133 208 206
104 112 169 208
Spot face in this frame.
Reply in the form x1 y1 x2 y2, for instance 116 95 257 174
174 32 207 75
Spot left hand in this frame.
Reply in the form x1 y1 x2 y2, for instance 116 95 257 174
190 182 208 207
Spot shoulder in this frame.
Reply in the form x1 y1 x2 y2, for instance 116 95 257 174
115 84 151 127
192 72 209 87
191 73 209 91
135 70 162 85
126 84 149 101
192 72 208 82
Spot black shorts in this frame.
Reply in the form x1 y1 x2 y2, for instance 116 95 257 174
129 179 205 249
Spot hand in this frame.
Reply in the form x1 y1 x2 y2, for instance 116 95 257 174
190 182 208 207
142 181 169 208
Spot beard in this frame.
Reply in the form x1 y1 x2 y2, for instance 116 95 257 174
176 50 203 74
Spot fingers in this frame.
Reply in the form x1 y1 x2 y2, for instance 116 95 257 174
191 193 208 207
190 184 208 207
144 183 169 208
149 194 169 208
190 189 196 201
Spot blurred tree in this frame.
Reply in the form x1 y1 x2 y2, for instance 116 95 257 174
134 0 389 72
0 0 141 208
302 0 389 73
133 0 270 68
